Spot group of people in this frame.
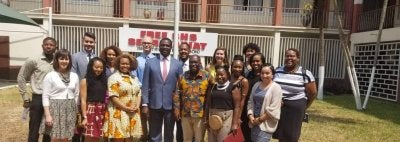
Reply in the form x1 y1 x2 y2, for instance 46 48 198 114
18 32 317 142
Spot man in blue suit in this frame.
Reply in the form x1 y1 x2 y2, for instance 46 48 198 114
142 38 183 142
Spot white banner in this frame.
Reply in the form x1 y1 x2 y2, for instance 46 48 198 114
119 27 218 57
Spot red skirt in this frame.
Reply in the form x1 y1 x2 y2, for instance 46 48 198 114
83 102 106 138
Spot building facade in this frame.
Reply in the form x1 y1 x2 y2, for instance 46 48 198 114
4 0 398 102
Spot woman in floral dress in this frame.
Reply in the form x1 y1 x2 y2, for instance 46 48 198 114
103 54 142 142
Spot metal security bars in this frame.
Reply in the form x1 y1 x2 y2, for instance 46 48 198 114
279 37 345 79
354 42 400 102
52 25 344 79
53 25 119 55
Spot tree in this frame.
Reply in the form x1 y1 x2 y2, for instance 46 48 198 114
334 0 362 110
317 0 326 100
363 0 389 109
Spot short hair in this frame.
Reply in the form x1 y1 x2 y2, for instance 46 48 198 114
100 45 123 64
114 54 138 71
231 55 245 76
249 52 266 65
84 32 96 40
179 42 191 49
160 38 172 46
233 55 244 62
215 64 230 79
190 54 200 60
262 63 275 75
212 47 230 67
286 48 300 58
53 49 72 71
242 43 261 54
43 37 57 45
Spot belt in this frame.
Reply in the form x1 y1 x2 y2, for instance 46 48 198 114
32 93 42 96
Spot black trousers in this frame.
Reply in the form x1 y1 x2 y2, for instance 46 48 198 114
273 99 307 142
175 120 183 142
28 94 50 142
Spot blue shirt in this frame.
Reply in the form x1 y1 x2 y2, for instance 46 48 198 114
253 86 268 117
131 52 155 84
72 50 96 80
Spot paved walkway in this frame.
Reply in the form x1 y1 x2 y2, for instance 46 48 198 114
0 79 17 88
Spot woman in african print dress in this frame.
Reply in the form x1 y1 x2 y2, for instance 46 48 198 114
103 54 142 142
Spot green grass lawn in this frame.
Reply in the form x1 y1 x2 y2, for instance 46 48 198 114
300 94 400 142
0 87 399 141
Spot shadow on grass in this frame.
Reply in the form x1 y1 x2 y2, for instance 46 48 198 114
309 113 358 124
323 94 400 125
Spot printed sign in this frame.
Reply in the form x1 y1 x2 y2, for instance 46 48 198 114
119 27 218 56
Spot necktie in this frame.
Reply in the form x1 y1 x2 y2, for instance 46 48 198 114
162 57 168 81
87 53 91 61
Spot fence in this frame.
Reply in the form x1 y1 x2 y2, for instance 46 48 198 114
53 25 119 54
52 25 344 79
354 41 400 102
279 37 345 79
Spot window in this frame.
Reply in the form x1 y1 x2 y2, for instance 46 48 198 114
271 0 300 13
234 0 263 11
137 0 167 6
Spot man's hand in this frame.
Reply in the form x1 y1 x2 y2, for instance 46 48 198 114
141 106 150 118
174 109 181 120
23 100 30 108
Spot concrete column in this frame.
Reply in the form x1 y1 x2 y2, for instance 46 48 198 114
42 0 51 13
272 31 281 67
123 0 131 18
352 0 363 33
42 19 49 38
123 23 129 28
394 0 400 26
200 0 207 23
273 0 283 26
200 28 206 67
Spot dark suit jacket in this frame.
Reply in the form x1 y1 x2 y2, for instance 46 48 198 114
142 56 182 110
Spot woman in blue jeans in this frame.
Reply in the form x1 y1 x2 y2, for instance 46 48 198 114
247 64 282 142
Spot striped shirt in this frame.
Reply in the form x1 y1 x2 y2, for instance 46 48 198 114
273 66 315 100
17 53 54 101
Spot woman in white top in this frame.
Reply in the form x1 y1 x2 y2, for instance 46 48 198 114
247 64 283 142
41 49 80 142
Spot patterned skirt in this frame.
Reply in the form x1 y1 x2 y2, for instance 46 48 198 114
83 102 106 138
40 99 77 139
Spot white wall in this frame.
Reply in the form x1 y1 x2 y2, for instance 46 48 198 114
61 0 114 16
350 27 400 53
0 23 47 66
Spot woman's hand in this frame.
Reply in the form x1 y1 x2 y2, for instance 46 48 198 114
248 115 256 126
45 115 53 127
203 119 209 131
125 106 137 114
81 118 88 128
231 124 238 135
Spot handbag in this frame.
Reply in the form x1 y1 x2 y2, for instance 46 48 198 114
76 110 83 128
223 126 244 142
209 114 223 130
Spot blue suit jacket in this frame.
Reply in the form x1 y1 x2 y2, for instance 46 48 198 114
142 56 182 110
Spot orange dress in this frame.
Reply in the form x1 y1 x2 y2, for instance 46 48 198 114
103 71 142 138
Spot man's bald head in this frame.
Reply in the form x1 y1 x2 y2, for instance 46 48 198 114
142 36 153 54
